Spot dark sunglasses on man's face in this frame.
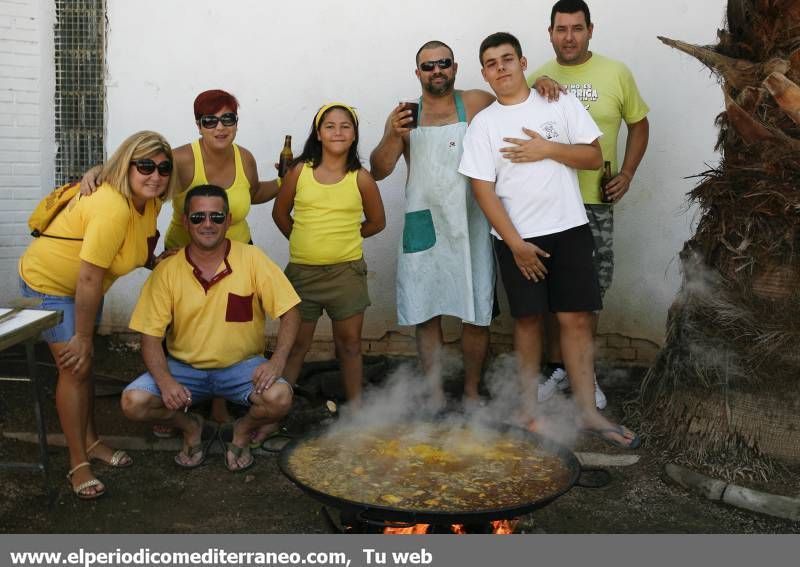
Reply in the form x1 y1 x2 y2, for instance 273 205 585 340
188 211 227 225
418 58 453 72
199 112 238 129
131 159 173 177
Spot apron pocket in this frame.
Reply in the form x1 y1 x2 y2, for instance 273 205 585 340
403 209 436 253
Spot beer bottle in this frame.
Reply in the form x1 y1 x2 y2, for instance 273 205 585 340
278 135 293 178
600 161 614 204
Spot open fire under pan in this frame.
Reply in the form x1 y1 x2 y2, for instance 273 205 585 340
278 420 585 529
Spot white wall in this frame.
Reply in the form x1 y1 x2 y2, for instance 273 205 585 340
10 0 727 346
0 0 54 302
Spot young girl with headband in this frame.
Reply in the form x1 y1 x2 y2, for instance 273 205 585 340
272 102 385 409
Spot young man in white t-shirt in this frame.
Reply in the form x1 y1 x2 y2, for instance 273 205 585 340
458 32 639 449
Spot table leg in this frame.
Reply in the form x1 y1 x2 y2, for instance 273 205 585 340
26 341 52 504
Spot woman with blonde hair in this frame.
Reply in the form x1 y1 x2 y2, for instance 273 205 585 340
19 130 178 500
82 89 280 430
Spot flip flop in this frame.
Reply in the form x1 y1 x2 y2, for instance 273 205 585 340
224 441 255 473
220 420 255 472
581 425 641 450
174 414 217 469
259 429 294 453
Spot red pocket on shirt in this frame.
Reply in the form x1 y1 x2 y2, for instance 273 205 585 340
225 293 254 322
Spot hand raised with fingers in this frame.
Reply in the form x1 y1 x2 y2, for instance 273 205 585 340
79 165 102 196
500 128 552 163
390 103 415 137
532 75 567 102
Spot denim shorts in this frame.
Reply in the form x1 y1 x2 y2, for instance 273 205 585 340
124 355 292 407
18 277 103 343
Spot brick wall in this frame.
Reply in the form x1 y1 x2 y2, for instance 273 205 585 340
113 330 661 367
0 0 52 302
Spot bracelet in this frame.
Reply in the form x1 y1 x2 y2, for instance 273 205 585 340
276 177 283 189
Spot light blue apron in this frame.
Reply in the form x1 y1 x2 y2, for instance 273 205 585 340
396 92 494 326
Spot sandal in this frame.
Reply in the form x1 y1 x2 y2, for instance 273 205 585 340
248 423 293 451
220 421 254 472
259 429 294 453
174 413 217 469
224 442 254 473
66 462 105 500
87 439 133 468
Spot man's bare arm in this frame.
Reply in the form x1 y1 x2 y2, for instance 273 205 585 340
500 130 602 170
251 305 301 393
605 117 649 202
369 108 410 180
141 333 190 411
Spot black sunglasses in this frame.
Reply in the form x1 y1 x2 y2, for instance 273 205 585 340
419 58 453 72
188 211 227 225
198 112 238 129
131 159 173 177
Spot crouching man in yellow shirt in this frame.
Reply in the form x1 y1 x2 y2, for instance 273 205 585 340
121 185 301 472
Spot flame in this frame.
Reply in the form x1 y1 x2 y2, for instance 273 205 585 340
384 524 430 534
491 520 517 534
383 521 517 534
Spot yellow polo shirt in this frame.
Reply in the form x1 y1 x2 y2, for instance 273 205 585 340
129 239 300 369
19 183 161 296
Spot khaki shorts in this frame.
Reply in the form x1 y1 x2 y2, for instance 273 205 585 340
285 258 371 321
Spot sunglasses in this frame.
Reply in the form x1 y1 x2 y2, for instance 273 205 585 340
189 211 228 224
198 112 238 129
188 211 227 225
418 58 453 72
131 159 173 177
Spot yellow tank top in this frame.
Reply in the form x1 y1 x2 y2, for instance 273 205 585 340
165 140 252 248
289 163 363 265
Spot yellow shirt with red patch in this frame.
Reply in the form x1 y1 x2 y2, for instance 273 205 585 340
129 239 300 369
19 183 161 296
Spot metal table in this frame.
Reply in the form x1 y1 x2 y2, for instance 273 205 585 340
0 307 61 501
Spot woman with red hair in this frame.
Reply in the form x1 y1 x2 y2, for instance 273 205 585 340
163 89 278 248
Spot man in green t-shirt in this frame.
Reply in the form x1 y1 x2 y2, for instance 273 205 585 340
508 0 650 407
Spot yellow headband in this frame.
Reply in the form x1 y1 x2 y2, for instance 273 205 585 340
314 102 359 129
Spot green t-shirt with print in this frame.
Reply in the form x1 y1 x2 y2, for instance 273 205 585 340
529 53 649 204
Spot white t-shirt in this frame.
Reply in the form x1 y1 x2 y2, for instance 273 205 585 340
458 90 602 239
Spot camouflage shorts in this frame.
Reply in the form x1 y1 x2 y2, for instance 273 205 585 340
585 204 614 297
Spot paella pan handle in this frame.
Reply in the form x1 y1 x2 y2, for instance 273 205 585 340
355 510 417 529
576 466 611 488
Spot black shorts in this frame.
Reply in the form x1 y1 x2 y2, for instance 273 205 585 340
494 224 602 318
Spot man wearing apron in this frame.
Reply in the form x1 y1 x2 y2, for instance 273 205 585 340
371 40 557 408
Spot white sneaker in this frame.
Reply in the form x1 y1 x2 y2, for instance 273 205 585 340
594 376 607 410
538 367 568 402
539 367 608 409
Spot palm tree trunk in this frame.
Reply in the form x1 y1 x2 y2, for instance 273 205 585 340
635 0 800 478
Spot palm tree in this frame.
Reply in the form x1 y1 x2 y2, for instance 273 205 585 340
635 0 800 478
